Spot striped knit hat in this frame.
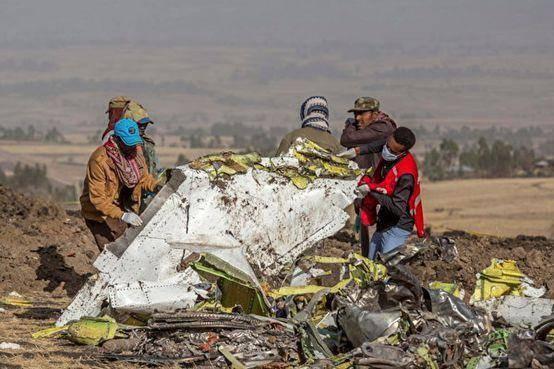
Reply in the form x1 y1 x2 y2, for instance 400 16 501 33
300 96 330 132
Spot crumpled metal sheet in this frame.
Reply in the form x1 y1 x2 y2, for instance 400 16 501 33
58 154 357 326
535 314 554 341
353 343 415 368
423 288 488 332
471 259 545 303
378 264 423 310
336 305 402 348
107 273 201 314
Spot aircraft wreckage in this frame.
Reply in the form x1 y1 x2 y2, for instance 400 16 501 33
36 139 553 368
58 139 361 326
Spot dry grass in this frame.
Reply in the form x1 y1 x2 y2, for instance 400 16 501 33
423 177 554 238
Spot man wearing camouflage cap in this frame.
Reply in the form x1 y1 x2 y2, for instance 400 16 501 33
101 97 162 213
339 97 397 169
122 100 161 177
102 98 161 177
338 97 397 247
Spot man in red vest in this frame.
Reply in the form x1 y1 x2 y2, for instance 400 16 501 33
355 127 425 259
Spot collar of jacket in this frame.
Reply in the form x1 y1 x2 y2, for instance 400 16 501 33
102 145 146 173
381 152 408 175
141 134 155 146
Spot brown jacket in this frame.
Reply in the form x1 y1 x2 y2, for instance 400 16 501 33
276 127 342 156
340 113 397 169
80 146 159 222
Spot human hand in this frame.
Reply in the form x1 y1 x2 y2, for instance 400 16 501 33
355 184 370 199
121 212 143 227
336 148 358 159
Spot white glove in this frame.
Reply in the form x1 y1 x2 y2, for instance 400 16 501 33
355 184 370 199
121 212 143 227
336 148 358 159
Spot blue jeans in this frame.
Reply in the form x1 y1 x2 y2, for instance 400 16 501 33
368 227 411 260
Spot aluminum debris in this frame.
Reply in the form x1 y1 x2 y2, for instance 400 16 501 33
58 142 359 326
36 143 553 368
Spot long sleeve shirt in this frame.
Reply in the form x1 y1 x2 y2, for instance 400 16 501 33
359 138 387 156
340 116 396 169
369 160 415 232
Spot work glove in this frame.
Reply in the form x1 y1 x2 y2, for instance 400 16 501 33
354 184 370 199
121 212 143 227
336 148 358 159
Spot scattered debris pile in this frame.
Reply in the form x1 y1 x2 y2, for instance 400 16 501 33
0 185 97 296
28 240 554 367
188 139 361 189
72 313 299 367
56 139 359 325
5 140 552 368
405 231 554 299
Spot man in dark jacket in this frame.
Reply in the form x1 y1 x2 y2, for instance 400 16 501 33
356 127 423 259
340 97 397 169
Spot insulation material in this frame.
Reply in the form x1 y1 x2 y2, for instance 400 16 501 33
473 296 554 328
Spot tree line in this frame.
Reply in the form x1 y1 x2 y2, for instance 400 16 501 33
0 125 67 143
423 137 546 181
171 122 288 156
0 163 76 201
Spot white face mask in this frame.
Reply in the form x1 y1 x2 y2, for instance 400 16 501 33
381 144 400 161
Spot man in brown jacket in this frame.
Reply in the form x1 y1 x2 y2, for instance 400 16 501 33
340 97 397 169
81 118 159 250
276 96 342 155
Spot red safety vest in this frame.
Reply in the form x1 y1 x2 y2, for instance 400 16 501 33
359 152 425 237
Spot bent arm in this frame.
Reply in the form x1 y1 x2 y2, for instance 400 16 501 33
87 160 124 219
359 137 387 155
340 121 392 147
275 133 292 156
370 174 414 218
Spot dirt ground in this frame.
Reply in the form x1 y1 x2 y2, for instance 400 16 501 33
0 185 98 296
0 291 184 369
0 185 553 368
406 231 554 300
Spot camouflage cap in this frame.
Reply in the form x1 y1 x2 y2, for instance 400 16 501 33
106 96 131 113
123 100 154 124
347 97 380 113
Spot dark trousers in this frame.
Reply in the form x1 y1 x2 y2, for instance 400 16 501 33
85 218 127 251
360 225 371 258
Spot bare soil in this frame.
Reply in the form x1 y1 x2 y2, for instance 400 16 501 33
0 186 553 368
423 177 554 238
406 231 554 299
0 293 152 369
0 185 98 297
